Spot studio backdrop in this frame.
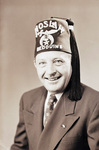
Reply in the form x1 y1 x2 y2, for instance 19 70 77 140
0 0 99 149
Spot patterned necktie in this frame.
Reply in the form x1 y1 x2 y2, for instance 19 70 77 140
44 94 57 127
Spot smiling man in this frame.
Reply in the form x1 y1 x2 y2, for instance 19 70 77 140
11 17 99 150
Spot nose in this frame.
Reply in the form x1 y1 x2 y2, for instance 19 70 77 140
46 63 56 76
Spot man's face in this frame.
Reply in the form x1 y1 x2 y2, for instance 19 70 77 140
35 51 72 94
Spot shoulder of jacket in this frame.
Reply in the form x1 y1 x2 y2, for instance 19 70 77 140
81 84 99 106
23 86 46 96
83 84 99 96
19 86 46 108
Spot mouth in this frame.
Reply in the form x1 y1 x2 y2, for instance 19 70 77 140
44 76 61 81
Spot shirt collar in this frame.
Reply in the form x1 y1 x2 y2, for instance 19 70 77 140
47 91 63 101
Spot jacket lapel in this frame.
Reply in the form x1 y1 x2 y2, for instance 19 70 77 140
37 91 80 150
24 87 47 150
50 95 80 150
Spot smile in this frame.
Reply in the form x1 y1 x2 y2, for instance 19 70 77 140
44 76 61 81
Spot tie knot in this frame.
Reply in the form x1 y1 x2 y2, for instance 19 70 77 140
49 94 57 106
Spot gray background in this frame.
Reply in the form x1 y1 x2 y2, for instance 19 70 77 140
0 0 99 149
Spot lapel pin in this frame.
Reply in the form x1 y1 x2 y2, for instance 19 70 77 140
61 124 66 129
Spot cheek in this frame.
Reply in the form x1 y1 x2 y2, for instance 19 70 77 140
59 65 72 75
67 67 72 78
62 67 72 81
36 68 45 78
68 65 72 75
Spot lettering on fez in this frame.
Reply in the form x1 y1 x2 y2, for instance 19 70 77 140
37 45 63 51
36 20 57 31
35 20 64 38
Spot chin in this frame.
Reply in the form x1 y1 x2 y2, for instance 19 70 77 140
45 85 63 93
45 86 56 92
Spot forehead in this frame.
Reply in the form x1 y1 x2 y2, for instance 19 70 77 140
35 51 71 61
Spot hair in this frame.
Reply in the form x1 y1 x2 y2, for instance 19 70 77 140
67 29 83 101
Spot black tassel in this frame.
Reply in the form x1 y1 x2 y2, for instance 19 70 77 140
68 30 83 101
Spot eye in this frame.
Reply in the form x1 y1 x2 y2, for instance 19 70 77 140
38 61 46 67
53 59 64 66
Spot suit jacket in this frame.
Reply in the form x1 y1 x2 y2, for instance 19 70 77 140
11 85 99 150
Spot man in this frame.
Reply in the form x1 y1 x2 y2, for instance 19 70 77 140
11 17 99 150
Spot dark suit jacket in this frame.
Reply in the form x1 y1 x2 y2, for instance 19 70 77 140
11 85 99 150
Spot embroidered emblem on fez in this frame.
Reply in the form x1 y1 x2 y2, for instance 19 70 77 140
40 34 54 47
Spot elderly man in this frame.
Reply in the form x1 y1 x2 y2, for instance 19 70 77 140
11 17 99 150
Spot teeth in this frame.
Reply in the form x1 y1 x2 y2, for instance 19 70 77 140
44 76 61 81
49 79 56 81
48 77 59 81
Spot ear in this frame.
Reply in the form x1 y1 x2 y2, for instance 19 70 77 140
33 59 37 68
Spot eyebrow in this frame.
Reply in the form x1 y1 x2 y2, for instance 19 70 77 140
37 59 45 61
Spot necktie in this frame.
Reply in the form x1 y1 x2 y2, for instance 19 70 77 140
44 94 57 127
